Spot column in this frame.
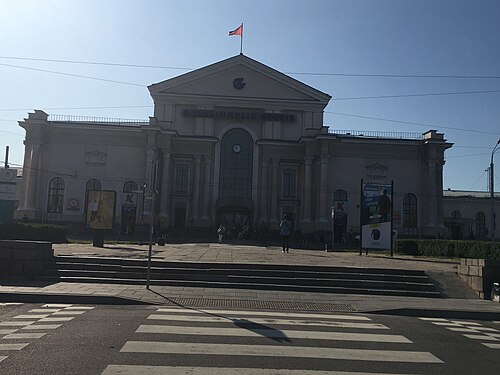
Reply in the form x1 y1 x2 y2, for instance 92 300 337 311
159 150 171 221
192 155 201 221
260 159 270 223
270 159 279 225
303 157 313 223
27 144 41 211
143 131 157 217
201 156 212 221
318 156 329 223
19 142 33 210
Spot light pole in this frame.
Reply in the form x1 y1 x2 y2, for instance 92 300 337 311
490 139 500 241
330 206 335 252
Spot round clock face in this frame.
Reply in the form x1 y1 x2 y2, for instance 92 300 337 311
232 144 242 153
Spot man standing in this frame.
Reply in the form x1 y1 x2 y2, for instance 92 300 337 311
279 214 292 253
217 224 226 244
377 189 391 222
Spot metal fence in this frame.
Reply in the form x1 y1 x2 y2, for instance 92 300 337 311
48 114 148 127
328 129 423 140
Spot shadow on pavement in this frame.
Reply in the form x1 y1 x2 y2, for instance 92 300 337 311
369 308 500 321
147 287 290 342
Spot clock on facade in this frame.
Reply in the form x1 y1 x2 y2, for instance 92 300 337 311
232 144 242 153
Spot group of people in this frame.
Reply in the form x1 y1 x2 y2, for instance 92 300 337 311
217 214 293 254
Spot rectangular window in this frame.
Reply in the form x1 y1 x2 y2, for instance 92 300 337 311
175 164 189 193
282 168 296 198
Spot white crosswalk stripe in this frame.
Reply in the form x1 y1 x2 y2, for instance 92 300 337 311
419 317 500 349
0 303 96 364
147 314 389 329
102 365 416 375
156 308 371 321
136 324 412 343
102 307 443 374
121 341 442 363
483 343 500 349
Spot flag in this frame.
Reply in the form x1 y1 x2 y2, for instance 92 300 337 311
228 24 243 36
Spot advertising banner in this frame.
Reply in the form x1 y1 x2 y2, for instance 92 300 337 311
86 190 116 230
361 181 393 250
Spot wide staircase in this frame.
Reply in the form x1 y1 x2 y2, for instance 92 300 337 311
40 256 442 298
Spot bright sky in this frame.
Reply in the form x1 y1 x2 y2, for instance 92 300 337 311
1 0 499 191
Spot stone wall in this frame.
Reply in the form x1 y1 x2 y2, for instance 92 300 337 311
0 240 53 279
458 258 500 299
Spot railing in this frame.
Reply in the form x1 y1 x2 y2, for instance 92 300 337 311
48 114 148 127
328 129 423 140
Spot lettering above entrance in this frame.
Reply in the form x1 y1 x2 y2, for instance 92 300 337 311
182 109 295 122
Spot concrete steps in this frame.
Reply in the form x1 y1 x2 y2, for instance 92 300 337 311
40 256 442 298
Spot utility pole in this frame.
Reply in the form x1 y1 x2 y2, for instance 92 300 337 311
146 160 159 289
490 139 500 241
4 146 9 168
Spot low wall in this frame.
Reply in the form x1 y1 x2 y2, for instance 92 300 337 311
458 258 500 299
0 240 53 279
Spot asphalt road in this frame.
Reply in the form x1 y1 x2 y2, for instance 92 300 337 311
1 302 499 374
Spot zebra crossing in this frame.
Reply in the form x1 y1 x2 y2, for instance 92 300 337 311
101 306 444 374
0 304 94 363
419 317 500 350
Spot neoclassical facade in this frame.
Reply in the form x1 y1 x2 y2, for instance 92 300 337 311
16 54 452 239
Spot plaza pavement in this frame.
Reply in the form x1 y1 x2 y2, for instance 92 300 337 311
1 241 499 318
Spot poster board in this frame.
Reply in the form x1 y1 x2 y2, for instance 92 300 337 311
86 190 116 230
360 181 393 250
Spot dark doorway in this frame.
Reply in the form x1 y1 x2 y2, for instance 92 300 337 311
218 208 251 240
174 206 186 227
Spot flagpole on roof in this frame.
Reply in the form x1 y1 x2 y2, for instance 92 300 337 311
240 23 243 55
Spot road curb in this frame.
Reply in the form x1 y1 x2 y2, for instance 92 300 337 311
0 292 153 305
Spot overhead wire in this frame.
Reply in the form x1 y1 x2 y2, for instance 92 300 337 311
1 55 500 79
327 111 500 136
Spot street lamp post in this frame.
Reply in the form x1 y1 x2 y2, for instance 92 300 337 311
330 206 335 252
490 139 500 241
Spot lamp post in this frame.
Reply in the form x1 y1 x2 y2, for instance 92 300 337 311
490 139 500 241
330 206 335 252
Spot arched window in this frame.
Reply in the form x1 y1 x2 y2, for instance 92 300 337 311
333 189 348 202
475 212 486 239
219 128 253 199
86 179 102 191
123 181 138 193
47 177 65 213
403 193 418 227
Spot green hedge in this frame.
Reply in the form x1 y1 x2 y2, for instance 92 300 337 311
0 222 67 243
394 239 500 260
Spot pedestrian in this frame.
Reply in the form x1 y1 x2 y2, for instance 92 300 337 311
279 214 292 253
217 224 226 244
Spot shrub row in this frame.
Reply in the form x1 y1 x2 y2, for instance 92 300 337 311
0 222 67 243
394 239 500 260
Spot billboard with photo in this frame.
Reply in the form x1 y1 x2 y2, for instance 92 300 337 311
361 181 393 250
86 190 116 230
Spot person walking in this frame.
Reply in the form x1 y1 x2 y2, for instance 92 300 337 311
217 224 226 244
279 214 292 253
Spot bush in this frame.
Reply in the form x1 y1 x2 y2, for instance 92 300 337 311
0 222 67 243
394 239 500 260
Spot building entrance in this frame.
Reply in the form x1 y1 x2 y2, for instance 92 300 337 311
217 208 251 240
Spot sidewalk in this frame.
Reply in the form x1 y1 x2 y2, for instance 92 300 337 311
1 242 500 319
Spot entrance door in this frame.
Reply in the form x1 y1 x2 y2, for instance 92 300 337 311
218 209 251 240
174 207 186 227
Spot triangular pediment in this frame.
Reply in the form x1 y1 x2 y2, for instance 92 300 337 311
148 55 331 107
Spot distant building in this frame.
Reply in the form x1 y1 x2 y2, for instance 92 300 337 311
443 190 500 240
16 54 454 240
